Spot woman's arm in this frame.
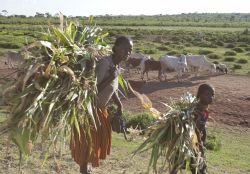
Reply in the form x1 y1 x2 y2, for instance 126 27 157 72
111 91 123 116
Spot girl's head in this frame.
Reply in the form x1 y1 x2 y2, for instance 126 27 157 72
112 36 133 64
196 83 215 105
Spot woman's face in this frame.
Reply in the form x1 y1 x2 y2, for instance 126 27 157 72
114 41 133 63
200 88 215 105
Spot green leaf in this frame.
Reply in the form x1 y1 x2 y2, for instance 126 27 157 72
53 27 73 47
118 73 128 97
86 101 96 130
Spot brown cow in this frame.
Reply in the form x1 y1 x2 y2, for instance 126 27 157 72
141 59 161 81
125 58 142 74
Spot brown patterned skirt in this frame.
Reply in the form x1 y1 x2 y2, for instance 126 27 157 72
70 107 112 167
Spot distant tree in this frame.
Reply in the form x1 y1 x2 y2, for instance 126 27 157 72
230 15 235 21
54 13 59 17
2 10 8 16
45 12 51 17
35 12 44 17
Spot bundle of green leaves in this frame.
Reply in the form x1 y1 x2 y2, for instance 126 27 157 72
0 18 111 156
133 93 201 173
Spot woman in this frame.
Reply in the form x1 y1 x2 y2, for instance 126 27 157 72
70 36 133 174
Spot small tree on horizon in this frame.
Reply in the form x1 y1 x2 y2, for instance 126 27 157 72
1 10 8 16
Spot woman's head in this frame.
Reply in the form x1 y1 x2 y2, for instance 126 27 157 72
112 36 133 64
196 83 215 105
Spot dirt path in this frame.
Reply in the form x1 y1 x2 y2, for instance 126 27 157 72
1 57 249 127
123 71 250 128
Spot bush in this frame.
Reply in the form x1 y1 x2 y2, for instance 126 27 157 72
207 53 220 59
233 64 242 69
215 41 224 46
245 52 250 56
224 51 237 56
135 48 143 52
213 61 219 64
108 105 156 129
244 47 250 51
225 43 235 48
198 49 213 55
184 43 192 47
108 104 119 117
237 59 248 64
157 46 169 51
205 134 222 151
224 57 236 62
167 50 179 55
238 43 248 47
232 47 244 53
197 41 217 48
144 49 157 54
242 28 249 35
0 42 22 49
126 112 156 130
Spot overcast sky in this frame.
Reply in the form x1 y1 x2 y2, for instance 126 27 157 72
1 0 250 16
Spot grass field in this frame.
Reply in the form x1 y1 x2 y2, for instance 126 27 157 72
1 14 250 74
0 118 249 174
0 14 250 173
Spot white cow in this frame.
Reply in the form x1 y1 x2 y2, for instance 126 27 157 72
160 55 188 82
186 55 216 76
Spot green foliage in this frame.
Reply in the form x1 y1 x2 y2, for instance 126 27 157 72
224 51 237 56
215 41 224 46
107 104 118 117
134 93 198 173
1 21 110 156
233 64 242 69
184 43 192 47
238 43 248 47
225 43 235 48
224 57 236 62
1 15 250 76
205 133 222 151
232 47 244 53
108 105 156 131
207 53 220 59
242 28 249 34
0 42 22 49
244 47 250 51
167 50 179 55
245 52 250 56
157 46 169 51
213 61 219 64
126 112 156 130
144 49 157 54
237 58 248 64
197 41 217 48
198 49 213 55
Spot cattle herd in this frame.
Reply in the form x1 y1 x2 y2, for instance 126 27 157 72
125 52 228 82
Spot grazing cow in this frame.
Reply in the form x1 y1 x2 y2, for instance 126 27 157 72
186 55 216 76
216 63 228 74
125 58 142 74
141 59 161 80
159 55 188 82
125 52 149 74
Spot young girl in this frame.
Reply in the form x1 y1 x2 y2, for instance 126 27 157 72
191 83 215 174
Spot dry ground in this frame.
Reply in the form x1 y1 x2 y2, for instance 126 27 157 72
0 58 250 174
123 70 250 128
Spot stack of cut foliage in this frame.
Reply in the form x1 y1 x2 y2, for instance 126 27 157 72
133 93 201 173
0 19 110 156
